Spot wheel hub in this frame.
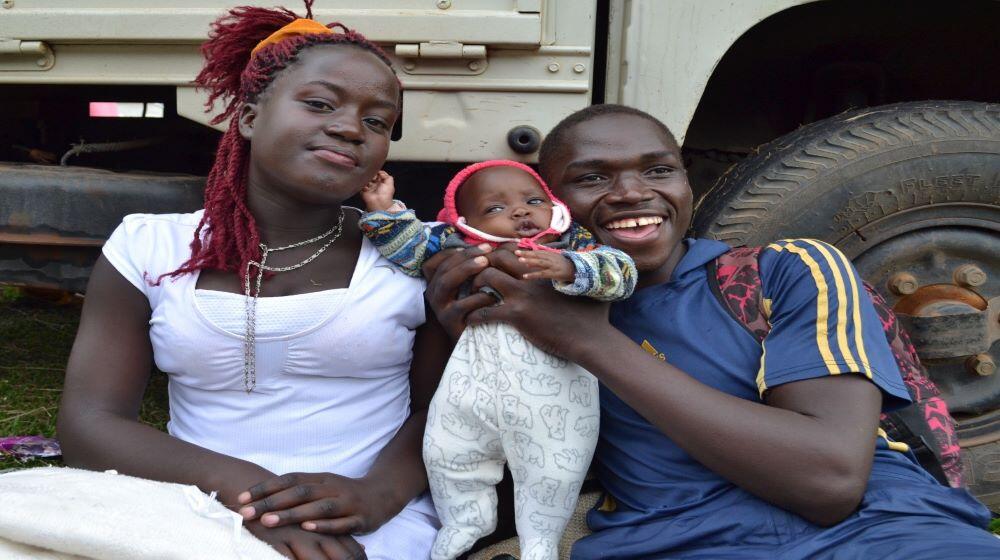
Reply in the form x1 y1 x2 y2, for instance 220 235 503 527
849 212 1000 432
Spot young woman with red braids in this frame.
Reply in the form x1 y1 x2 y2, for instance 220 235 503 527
48 3 449 559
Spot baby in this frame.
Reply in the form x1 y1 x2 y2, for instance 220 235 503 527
359 160 636 560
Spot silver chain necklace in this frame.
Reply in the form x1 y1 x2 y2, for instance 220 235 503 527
243 210 345 393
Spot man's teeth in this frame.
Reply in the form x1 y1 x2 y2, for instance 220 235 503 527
604 216 664 229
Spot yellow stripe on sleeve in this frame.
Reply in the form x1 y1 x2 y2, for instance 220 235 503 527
778 241 840 374
801 239 865 376
757 244 787 395
756 297 773 396
756 341 768 396
827 243 874 378
877 427 911 453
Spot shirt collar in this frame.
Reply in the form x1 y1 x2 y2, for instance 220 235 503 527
670 237 732 279
626 238 732 302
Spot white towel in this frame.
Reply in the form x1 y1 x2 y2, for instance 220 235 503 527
0 467 284 560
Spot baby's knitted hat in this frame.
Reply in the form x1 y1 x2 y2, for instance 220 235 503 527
436 160 571 251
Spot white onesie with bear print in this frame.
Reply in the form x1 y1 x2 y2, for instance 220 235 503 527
423 321 599 560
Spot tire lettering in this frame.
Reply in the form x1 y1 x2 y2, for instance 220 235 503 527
832 175 998 234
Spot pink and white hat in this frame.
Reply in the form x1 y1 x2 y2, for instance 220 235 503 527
436 160 572 252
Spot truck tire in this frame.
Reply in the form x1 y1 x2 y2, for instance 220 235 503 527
693 100 1000 510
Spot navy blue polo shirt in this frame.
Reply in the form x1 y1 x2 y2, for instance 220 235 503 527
572 238 996 559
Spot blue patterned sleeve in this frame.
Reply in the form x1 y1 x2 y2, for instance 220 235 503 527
358 209 444 277
554 223 637 301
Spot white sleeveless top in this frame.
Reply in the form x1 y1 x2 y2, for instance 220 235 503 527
102 211 438 558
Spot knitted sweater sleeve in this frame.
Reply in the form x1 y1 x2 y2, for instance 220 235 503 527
554 223 638 301
358 208 448 277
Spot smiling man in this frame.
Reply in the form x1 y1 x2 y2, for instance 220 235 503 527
425 104 999 559
536 105 691 291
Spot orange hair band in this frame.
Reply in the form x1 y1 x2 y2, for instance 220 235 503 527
251 18 334 57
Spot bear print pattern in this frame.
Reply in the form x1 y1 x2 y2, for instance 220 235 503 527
574 415 599 439
441 412 486 441
501 395 533 429
539 404 568 441
425 323 600 560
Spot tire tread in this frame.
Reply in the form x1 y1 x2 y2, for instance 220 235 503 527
694 101 1000 246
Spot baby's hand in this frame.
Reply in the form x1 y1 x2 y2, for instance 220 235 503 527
361 170 400 212
515 249 575 283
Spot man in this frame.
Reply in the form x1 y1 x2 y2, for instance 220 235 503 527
425 105 998 558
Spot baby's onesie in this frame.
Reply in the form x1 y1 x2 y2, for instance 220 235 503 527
360 208 635 560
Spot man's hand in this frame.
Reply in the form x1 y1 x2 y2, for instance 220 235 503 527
423 245 608 355
515 249 575 282
360 171 399 212
244 518 366 560
238 472 395 536
469 250 609 358
422 245 495 341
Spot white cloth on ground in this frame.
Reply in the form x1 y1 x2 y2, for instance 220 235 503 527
0 467 284 560
423 322 599 560
96 211 438 559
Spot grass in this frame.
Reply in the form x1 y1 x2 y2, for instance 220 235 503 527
0 286 169 470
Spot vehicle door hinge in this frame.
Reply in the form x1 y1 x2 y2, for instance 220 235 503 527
395 41 486 60
395 42 488 75
0 39 54 71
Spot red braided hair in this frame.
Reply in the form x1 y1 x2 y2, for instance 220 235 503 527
156 1 396 286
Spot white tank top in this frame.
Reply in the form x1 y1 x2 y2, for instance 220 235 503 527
102 211 436 522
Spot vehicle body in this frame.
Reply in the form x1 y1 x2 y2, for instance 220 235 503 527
1 0 997 508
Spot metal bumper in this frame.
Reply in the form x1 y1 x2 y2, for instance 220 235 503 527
0 163 203 292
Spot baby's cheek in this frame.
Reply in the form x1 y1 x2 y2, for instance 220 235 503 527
470 216 510 236
462 215 488 231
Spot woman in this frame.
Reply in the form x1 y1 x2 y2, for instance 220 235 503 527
54 3 448 559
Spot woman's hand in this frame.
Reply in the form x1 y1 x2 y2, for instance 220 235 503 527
422 245 496 341
244 518 366 560
238 472 393 536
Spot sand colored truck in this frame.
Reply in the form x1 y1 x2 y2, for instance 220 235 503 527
0 0 997 510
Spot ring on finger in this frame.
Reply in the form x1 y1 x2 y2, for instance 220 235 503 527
478 285 503 306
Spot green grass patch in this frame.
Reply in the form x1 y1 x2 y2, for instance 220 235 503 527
0 285 24 304
0 288 168 470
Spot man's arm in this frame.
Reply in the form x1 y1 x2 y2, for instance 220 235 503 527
571 324 880 527
436 249 879 526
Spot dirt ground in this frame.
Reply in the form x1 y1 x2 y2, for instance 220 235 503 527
0 287 168 470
